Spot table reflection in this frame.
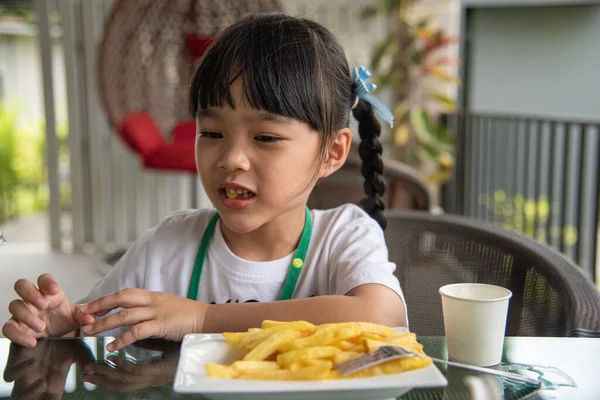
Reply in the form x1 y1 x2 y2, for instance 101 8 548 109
0 337 181 399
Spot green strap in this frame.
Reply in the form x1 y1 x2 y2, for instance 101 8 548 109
187 212 220 301
279 207 312 300
187 207 313 301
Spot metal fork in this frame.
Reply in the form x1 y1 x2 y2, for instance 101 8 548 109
333 345 541 386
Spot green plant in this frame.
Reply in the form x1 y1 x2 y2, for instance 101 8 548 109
0 103 20 223
362 0 459 183
0 4 60 25
0 102 57 223
0 5 36 24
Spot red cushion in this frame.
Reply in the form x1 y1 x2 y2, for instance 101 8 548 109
144 142 197 173
117 112 164 158
171 120 196 143
185 33 215 61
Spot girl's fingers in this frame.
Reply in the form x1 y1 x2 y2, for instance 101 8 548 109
107 321 157 351
79 289 151 315
72 306 95 327
13 279 47 311
82 307 154 336
1 320 37 348
7 301 46 334
37 274 61 297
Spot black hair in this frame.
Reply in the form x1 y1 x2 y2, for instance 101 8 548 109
189 12 387 229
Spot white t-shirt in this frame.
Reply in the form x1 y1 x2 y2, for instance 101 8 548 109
80 204 407 335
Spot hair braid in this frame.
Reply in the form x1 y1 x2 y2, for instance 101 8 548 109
351 98 387 230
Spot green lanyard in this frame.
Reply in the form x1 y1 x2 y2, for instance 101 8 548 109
186 207 313 301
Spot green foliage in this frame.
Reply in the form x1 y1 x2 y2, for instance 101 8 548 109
0 103 19 222
0 5 59 25
479 191 579 250
0 102 70 224
362 1 460 184
0 5 36 24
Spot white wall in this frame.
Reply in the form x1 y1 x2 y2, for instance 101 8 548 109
466 5 600 119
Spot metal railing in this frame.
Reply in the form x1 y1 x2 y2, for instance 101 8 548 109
443 112 600 281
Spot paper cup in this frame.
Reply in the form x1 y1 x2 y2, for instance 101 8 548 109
439 283 512 367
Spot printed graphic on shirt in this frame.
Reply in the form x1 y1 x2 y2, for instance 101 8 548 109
210 299 259 304
209 295 315 304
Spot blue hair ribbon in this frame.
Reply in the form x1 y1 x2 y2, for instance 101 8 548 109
352 66 395 128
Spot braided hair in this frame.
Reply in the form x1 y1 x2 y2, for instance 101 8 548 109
352 98 387 230
189 13 387 229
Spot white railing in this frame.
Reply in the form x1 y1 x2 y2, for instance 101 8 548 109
40 0 458 253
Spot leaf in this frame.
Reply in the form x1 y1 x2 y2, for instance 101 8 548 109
437 152 455 169
428 92 457 111
410 107 434 146
410 49 423 66
410 107 454 152
393 100 410 122
370 31 397 72
415 146 437 163
425 67 460 84
436 123 455 146
360 6 379 20
426 169 453 184
377 67 405 90
393 123 411 147
414 16 433 31
382 0 401 14
431 56 460 67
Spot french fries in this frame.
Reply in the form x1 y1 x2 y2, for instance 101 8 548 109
206 321 432 380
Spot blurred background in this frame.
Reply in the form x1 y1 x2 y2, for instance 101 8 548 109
0 0 598 325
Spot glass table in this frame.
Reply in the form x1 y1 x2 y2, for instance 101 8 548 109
0 336 597 399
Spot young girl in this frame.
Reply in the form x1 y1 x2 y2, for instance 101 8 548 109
3 12 407 352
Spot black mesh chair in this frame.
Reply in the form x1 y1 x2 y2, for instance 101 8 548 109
385 211 600 338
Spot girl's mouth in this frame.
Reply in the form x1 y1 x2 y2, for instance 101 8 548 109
222 187 255 200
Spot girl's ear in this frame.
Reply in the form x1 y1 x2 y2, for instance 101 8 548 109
319 128 352 179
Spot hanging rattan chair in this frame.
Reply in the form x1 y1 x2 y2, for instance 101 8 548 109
98 0 283 172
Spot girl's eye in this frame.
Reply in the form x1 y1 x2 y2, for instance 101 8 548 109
255 135 281 143
198 131 223 139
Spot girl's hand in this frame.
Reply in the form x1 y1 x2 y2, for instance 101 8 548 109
2 274 95 347
79 289 210 351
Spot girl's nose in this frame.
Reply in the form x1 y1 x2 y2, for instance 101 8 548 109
217 144 251 172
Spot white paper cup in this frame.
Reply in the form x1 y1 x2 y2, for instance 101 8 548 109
439 283 512 367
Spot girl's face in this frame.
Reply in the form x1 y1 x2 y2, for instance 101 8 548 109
195 79 323 233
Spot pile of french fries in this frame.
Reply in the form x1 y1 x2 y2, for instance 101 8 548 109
206 320 431 380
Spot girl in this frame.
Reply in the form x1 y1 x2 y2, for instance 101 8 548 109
3 13 407 351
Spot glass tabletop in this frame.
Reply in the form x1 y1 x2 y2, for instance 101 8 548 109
0 336 597 399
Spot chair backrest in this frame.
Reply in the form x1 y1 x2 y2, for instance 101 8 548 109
308 143 433 211
384 211 600 337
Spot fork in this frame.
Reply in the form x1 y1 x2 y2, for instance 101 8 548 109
333 345 541 386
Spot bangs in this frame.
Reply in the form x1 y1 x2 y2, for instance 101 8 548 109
189 13 339 134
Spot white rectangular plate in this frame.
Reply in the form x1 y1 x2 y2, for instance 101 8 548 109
174 327 447 400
